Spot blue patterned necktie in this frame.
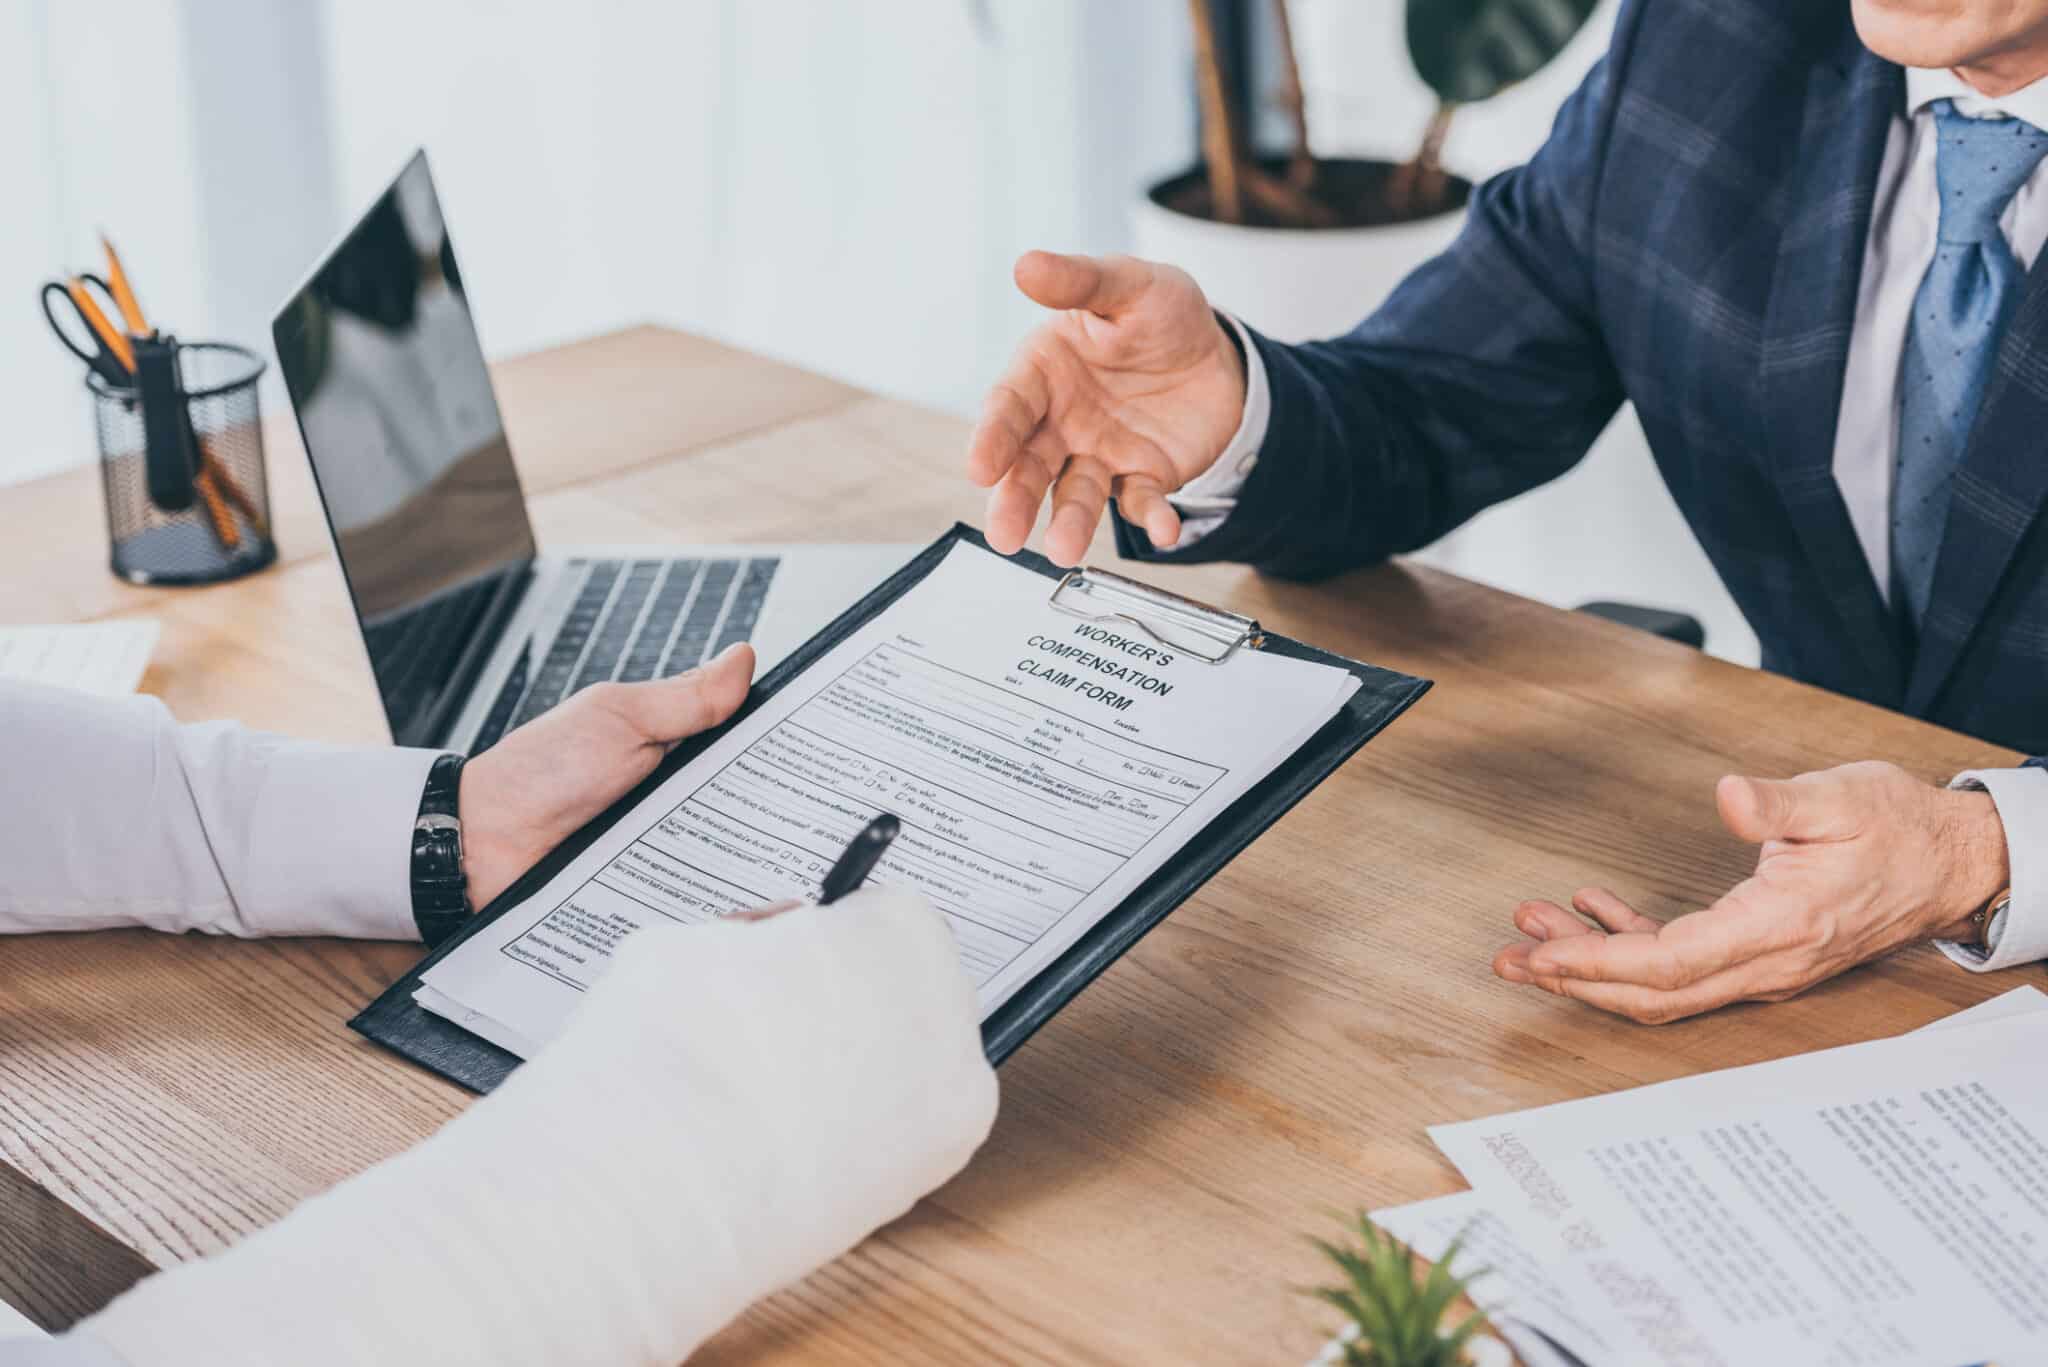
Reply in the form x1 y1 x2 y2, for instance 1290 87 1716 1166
1893 100 2048 629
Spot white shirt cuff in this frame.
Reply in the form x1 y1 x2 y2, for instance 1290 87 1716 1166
1936 767 2048 973
244 741 440 940
1164 313 1270 548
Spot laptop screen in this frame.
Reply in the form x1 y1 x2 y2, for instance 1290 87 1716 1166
274 150 537 744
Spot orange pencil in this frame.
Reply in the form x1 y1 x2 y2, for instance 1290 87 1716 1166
193 465 241 551
65 278 135 373
193 429 267 538
99 234 150 336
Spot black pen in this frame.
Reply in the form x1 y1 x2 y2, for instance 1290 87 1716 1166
818 813 900 904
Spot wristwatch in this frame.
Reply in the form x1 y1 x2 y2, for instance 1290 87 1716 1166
1966 886 2013 952
410 753 471 947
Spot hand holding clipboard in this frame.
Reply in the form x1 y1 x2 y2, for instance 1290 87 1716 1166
355 527 1432 1093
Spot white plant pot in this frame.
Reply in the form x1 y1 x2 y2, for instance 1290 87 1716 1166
1130 171 1466 344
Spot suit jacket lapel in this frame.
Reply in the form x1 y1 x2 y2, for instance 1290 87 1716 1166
1759 35 1907 699
1905 253 2048 712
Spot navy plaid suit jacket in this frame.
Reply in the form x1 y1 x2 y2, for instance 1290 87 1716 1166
1118 0 2048 758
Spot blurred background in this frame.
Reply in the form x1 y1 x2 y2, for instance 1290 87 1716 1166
2 0 1758 664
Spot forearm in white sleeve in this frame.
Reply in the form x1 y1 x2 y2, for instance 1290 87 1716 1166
0 680 435 939
1165 312 1271 548
1937 766 2048 972
69 890 997 1367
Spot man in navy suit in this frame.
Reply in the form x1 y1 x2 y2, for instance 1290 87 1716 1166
966 0 2048 1022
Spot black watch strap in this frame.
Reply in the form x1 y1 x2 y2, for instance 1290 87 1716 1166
410 753 470 947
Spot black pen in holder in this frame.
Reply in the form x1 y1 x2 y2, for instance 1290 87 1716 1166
87 339 276 585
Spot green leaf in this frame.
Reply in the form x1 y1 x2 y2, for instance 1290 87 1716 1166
1406 0 1600 105
1301 1218 1438 1365
1303 1216 1501 1367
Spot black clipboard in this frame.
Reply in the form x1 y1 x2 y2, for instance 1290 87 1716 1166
351 524 1431 1092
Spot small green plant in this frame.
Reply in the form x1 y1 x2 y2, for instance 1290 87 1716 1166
1306 1215 1489 1367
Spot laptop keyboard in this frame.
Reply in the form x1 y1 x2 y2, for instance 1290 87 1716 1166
362 576 505 730
468 556 778 754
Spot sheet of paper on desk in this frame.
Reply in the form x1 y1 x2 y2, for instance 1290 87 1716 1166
1369 1189 1614 1367
0 621 158 696
1423 985 2048 1366
1371 986 2048 1367
418 542 1360 1056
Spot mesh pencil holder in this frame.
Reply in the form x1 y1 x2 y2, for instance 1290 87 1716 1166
86 340 276 585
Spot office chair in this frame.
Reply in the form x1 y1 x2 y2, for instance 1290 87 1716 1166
1575 600 1706 649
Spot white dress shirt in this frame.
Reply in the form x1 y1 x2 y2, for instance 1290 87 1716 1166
1170 68 2048 973
0 683 996 1364
0 681 433 940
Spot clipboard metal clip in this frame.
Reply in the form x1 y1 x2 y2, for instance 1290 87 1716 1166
1048 566 1264 664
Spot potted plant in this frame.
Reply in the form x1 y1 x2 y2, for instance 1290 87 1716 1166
1133 0 1599 342
1306 1215 1512 1367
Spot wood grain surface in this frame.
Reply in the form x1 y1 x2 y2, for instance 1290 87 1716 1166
0 326 2033 1361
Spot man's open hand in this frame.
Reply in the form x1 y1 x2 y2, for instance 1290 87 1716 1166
1492 761 2010 1023
968 251 1248 566
456 643 754 908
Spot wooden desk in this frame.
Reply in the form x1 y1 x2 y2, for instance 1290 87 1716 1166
0 326 2030 1360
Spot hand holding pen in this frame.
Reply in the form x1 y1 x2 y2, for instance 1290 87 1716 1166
819 815 900 905
728 814 902 923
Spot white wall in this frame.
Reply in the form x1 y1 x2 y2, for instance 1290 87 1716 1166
6 0 1192 482
4 0 356 486
0 0 75 487
3 0 212 486
315 0 1193 418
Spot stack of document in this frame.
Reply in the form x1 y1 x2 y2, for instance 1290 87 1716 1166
1371 986 2048 1366
417 543 1362 1057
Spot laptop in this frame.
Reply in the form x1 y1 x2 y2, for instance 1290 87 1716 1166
274 150 908 754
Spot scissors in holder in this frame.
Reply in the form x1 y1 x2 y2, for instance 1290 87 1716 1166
40 273 137 386
37 268 261 548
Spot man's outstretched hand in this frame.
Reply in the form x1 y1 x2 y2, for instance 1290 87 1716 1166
1492 762 2010 1023
968 251 1248 566
457 643 755 908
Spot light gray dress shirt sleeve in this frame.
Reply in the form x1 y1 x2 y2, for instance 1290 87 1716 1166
0 681 435 940
1162 312 1271 548
1936 767 2048 972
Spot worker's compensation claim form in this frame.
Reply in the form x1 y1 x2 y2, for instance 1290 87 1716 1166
417 542 1360 1057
